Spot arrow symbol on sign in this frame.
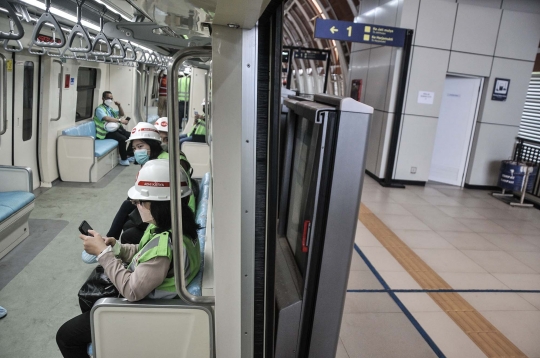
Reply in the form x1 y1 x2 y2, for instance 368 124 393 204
330 26 338 34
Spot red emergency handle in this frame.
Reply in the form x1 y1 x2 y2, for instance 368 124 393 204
302 220 311 253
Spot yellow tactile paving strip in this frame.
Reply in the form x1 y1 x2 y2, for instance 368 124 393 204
358 203 527 358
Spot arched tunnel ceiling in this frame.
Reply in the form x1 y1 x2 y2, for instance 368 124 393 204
284 0 359 79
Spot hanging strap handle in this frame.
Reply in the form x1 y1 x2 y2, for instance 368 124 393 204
63 0 91 53
0 0 24 40
31 0 66 48
109 38 125 59
123 41 136 61
3 19 23 52
91 14 112 56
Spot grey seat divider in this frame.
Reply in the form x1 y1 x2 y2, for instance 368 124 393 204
91 298 214 357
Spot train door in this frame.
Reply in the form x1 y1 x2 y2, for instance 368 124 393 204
0 50 12 166
13 53 40 189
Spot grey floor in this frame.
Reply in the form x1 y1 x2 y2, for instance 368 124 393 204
0 165 139 358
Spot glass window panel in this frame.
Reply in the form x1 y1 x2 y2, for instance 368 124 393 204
76 68 97 121
22 61 34 142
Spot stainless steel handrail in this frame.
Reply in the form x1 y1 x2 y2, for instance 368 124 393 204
168 46 213 305
51 59 62 121
0 53 7 135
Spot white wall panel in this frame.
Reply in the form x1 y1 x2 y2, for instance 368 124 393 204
458 0 502 8
414 0 457 49
466 123 519 185
398 0 420 30
395 114 439 181
448 51 493 77
365 46 393 111
384 48 403 112
452 4 501 56
495 10 540 61
374 0 401 27
365 110 385 174
355 0 378 51
479 57 534 126
404 46 450 117
348 50 371 104
502 0 540 14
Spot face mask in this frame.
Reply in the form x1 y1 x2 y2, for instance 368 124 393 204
160 142 168 152
134 149 150 165
104 99 114 107
137 203 154 224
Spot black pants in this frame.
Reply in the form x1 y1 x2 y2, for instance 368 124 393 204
106 200 135 239
105 127 133 160
178 101 189 120
56 311 91 358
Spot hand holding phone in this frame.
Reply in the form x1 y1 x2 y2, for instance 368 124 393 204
79 220 93 236
126 117 131 121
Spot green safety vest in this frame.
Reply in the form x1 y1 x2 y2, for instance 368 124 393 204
157 151 169 159
188 119 206 137
127 224 200 298
93 104 118 140
178 76 190 101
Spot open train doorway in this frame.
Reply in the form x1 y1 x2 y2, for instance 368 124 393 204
429 75 483 186
13 53 40 189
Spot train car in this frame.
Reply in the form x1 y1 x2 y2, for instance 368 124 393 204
0 0 372 357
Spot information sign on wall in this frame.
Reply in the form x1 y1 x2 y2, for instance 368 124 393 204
492 78 510 101
314 18 407 47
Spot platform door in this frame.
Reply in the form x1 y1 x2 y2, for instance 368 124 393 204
429 76 482 186
13 54 40 189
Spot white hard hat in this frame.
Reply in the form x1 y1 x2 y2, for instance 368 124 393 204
127 122 161 142
154 117 168 132
105 122 120 132
127 159 191 201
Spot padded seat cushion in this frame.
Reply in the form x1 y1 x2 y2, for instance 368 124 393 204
62 121 97 138
0 191 35 222
94 139 118 157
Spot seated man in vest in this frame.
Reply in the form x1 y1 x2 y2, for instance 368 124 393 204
94 91 134 166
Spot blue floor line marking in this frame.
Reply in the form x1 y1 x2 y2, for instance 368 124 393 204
353 243 446 358
347 289 540 293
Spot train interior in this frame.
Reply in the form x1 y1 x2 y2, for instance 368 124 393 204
1 0 540 357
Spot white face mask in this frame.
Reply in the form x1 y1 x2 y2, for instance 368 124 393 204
137 203 155 224
104 99 114 107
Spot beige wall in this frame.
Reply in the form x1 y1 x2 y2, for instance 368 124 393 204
349 0 540 185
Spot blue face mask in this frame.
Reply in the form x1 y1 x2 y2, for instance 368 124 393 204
134 149 150 165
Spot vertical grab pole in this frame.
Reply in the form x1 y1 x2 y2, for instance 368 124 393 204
0 54 6 135
167 46 214 305
381 29 413 188
51 60 63 121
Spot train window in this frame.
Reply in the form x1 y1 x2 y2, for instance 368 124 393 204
22 62 34 142
76 68 97 121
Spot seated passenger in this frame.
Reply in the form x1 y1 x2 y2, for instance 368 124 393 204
179 100 207 142
57 160 200 358
105 122 168 245
155 117 197 211
93 91 134 166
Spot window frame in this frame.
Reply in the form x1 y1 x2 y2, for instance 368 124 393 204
75 67 97 122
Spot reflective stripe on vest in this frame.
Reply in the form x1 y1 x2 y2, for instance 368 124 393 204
93 104 118 139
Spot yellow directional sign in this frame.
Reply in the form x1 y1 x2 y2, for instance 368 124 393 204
330 26 338 34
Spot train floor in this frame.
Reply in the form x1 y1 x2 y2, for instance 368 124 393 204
1 168 540 357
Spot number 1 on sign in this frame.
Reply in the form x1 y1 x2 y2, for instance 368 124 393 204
347 26 352 37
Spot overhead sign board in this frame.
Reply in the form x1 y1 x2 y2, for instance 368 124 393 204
294 51 327 61
314 18 407 47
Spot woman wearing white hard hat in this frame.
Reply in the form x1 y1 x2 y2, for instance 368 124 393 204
127 122 169 165
58 160 200 357
154 117 197 213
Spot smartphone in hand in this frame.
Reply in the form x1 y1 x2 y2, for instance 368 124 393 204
126 117 131 121
79 220 93 236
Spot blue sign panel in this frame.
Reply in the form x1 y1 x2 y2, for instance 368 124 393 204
314 19 407 47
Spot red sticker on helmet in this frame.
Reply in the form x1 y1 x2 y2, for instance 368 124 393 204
138 181 170 187
161 121 168 127
131 128 136 133
139 127 158 132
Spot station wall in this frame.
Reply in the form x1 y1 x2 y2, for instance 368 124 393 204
349 0 540 186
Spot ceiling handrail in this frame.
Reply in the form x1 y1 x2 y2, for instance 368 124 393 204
109 38 125 59
30 0 66 48
91 15 112 56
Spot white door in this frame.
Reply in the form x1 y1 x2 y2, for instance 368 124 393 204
429 76 482 186
13 54 40 189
